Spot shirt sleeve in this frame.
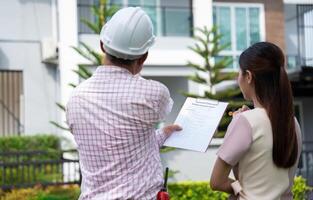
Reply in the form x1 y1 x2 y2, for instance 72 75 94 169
156 84 173 121
217 114 253 166
155 128 169 148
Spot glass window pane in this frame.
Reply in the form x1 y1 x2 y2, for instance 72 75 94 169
287 55 297 69
213 6 217 26
215 56 233 69
249 8 260 45
235 8 247 51
217 7 231 50
160 0 189 7
234 56 239 69
163 8 191 36
143 7 158 35
144 0 156 6
109 0 123 6
128 0 140 6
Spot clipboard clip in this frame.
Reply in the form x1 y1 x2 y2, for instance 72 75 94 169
192 98 219 107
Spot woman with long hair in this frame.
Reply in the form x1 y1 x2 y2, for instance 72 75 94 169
210 42 302 199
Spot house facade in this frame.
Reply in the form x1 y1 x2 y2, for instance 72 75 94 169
0 0 312 183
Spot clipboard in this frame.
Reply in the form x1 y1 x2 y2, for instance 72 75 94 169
163 97 228 152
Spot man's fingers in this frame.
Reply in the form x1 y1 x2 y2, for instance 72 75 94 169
164 125 182 135
172 125 182 131
168 125 182 132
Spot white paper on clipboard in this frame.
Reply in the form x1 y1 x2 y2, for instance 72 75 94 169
163 97 228 152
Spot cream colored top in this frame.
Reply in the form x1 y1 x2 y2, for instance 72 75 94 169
218 108 302 200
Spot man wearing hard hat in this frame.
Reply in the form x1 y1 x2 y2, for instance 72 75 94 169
66 7 182 200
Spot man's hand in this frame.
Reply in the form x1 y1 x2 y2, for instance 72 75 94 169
163 125 182 137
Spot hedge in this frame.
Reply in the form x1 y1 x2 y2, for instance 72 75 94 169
1 177 311 200
0 135 62 185
168 182 228 200
168 177 312 200
0 134 60 152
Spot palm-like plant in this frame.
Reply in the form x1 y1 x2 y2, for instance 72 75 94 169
50 0 118 131
184 26 248 137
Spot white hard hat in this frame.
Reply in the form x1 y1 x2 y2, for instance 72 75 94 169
100 7 155 60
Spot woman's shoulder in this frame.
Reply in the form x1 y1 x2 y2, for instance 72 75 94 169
240 108 267 119
240 108 270 129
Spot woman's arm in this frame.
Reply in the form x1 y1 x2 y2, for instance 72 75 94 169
210 157 235 194
210 114 252 194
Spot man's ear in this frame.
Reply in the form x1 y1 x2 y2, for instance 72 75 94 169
246 70 253 84
137 52 148 66
100 41 106 53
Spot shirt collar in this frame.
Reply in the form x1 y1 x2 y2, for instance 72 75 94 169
94 65 134 76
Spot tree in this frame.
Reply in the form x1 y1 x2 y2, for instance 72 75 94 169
184 26 248 137
50 0 118 131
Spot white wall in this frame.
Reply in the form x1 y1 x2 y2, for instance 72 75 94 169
161 140 222 182
0 0 60 135
57 0 79 148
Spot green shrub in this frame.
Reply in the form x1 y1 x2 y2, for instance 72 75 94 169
0 134 60 154
0 177 312 200
167 177 312 200
1 185 80 200
0 134 62 186
168 182 228 200
0 177 311 200
293 176 312 200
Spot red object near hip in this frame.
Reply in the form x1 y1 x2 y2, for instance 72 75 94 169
157 190 170 200
157 167 170 200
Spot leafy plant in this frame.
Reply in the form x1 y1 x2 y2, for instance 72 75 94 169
0 135 60 152
0 135 63 186
169 182 228 200
184 26 249 137
51 0 118 131
1 177 311 200
292 176 312 200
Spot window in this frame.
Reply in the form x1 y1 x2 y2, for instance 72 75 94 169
213 3 265 70
78 0 192 36
0 70 24 136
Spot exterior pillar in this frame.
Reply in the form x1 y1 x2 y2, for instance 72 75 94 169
57 0 79 147
193 0 213 29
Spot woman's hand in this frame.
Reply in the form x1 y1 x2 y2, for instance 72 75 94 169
232 105 250 116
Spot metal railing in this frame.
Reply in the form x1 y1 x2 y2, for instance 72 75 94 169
77 3 193 37
297 5 313 66
1 146 312 190
298 141 313 186
0 150 80 190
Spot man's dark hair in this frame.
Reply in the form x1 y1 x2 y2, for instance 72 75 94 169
106 53 137 66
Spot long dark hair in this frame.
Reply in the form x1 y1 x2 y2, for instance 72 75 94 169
239 42 298 168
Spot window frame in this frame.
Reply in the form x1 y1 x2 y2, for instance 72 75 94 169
213 2 266 71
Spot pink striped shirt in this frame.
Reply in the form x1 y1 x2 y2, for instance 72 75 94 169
66 66 173 200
